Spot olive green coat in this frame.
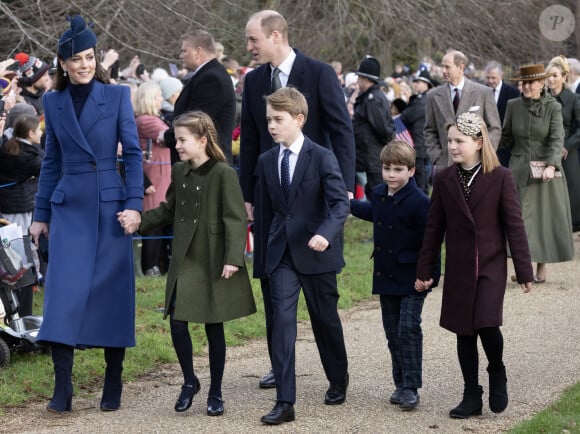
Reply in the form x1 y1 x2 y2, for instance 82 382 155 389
552 88 580 226
140 159 256 323
499 93 574 263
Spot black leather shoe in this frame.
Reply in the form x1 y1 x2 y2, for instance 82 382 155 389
174 378 201 412
259 369 276 389
399 388 420 411
324 373 349 405
389 388 404 405
207 396 224 416
260 401 295 425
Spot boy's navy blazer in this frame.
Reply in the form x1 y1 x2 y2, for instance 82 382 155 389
351 178 440 296
257 137 350 276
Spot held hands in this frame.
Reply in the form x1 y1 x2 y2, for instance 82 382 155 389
116 210 141 235
221 264 239 279
414 278 434 292
308 234 329 252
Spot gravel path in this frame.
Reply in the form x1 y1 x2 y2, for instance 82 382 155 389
2 240 579 433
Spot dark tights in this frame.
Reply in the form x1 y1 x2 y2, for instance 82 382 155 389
170 318 225 398
456 326 504 388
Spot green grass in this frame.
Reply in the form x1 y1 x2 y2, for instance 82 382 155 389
0 217 373 409
508 383 580 434
2 217 577 432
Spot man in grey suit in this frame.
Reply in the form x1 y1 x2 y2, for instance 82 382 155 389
424 50 501 170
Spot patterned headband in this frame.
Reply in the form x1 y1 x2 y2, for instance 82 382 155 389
456 111 482 136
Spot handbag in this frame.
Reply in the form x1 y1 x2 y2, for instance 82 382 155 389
529 161 562 179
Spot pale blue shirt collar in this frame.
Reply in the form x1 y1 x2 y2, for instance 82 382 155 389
271 48 296 88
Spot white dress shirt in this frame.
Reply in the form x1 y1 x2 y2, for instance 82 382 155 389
278 133 304 183
271 49 297 88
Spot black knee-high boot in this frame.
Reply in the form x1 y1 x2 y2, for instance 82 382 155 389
100 347 125 411
48 343 74 412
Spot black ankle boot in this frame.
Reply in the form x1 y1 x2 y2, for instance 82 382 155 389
449 385 483 419
488 364 508 413
100 348 125 411
47 344 74 413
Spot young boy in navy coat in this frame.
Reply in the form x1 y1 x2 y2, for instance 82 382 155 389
350 141 440 410
257 87 350 425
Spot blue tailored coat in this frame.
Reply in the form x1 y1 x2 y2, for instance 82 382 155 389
350 178 440 296
34 81 143 347
257 138 349 276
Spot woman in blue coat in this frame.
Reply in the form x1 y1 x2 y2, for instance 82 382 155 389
29 16 143 413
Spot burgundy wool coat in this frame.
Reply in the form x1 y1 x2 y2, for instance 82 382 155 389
417 165 534 335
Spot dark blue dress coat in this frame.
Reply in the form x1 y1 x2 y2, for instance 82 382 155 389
34 81 143 347
350 178 440 296
240 49 355 278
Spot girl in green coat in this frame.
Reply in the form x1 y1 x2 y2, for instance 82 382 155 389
125 111 256 417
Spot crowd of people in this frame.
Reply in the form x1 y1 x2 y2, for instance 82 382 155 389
0 7 576 427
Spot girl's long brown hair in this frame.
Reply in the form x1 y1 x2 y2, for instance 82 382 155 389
172 111 226 163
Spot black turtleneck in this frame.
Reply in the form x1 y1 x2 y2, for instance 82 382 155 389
69 79 95 119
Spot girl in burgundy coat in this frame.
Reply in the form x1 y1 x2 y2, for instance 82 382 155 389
415 112 533 419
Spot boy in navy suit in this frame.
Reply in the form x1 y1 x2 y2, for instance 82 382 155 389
350 141 440 411
257 87 350 425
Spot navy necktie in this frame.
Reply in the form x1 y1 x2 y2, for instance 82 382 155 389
453 88 460 113
271 67 282 93
281 149 291 201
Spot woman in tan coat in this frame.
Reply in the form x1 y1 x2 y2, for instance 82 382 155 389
124 112 256 417
499 64 574 282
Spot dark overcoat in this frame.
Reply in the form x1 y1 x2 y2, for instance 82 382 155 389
165 59 236 163
554 88 580 226
239 49 355 278
34 81 144 347
350 178 440 296
140 159 256 323
417 165 534 335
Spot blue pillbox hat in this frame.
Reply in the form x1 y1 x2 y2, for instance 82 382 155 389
57 15 97 60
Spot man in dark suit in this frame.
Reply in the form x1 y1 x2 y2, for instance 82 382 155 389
484 61 520 167
258 88 350 425
164 30 235 164
241 9 355 389
400 69 433 193
425 50 501 171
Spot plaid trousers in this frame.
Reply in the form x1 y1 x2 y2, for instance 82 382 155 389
379 292 427 389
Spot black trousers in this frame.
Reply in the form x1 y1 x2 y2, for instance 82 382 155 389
269 252 348 403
